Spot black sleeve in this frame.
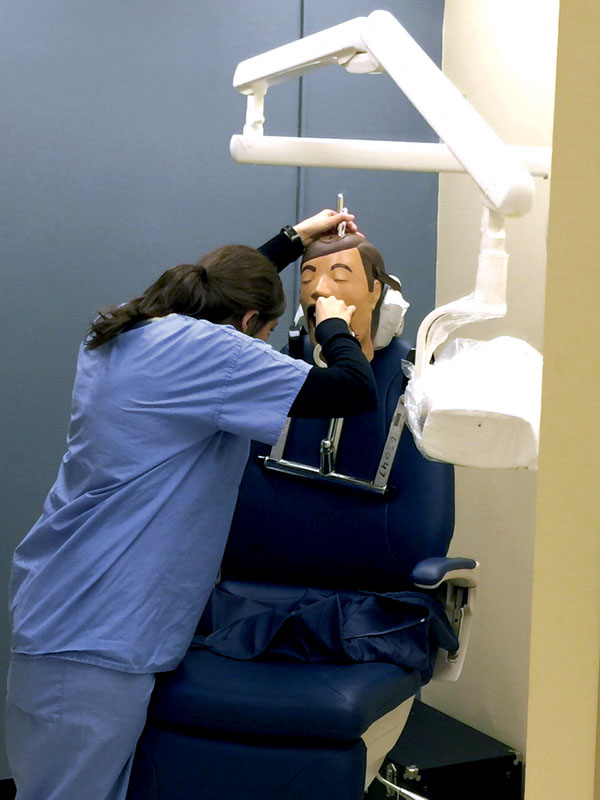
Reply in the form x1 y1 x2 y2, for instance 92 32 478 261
258 231 305 272
288 319 378 418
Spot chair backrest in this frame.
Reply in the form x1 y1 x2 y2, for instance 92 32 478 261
223 334 455 592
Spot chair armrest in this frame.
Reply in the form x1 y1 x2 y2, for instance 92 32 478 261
411 557 479 590
411 557 480 682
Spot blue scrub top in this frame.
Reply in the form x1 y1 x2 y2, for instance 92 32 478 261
9 315 311 673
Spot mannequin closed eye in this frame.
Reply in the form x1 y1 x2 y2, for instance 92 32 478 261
331 265 351 282
301 262 353 284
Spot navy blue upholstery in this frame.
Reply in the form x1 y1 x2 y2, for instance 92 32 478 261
146 650 420 740
411 557 478 587
127 334 457 800
224 337 455 590
130 727 367 800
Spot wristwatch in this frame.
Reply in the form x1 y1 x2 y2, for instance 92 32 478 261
280 225 303 248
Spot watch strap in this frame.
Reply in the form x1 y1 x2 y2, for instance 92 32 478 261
280 225 303 246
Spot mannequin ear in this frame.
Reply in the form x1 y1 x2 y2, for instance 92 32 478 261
241 310 259 334
370 280 382 310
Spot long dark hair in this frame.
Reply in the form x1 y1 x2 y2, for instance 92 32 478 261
86 245 285 349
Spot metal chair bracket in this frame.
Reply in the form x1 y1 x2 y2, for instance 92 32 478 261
260 397 407 497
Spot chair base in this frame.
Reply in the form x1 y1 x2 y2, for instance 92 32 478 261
128 724 367 800
362 696 414 788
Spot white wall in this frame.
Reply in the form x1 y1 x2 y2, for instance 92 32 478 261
421 0 559 754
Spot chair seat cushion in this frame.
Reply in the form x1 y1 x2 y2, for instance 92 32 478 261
148 649 421 741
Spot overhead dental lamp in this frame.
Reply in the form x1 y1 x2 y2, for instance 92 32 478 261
231 10 547 470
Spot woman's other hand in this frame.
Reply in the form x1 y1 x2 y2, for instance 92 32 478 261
314 296 356 330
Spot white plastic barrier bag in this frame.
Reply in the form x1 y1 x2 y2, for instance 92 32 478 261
372 281 410 350
403 336 543 469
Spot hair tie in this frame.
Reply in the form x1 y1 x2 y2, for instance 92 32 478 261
197 265 209 286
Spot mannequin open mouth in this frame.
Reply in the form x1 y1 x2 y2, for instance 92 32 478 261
306 305 316 336
305 304 359 342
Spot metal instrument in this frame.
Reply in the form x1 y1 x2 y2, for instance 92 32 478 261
336 192 347 237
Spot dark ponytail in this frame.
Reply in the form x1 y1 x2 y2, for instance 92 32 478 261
86 245 285 349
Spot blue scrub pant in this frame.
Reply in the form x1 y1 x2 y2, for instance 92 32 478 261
5 654 155 800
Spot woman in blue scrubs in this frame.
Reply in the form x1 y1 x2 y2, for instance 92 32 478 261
6 209 378 800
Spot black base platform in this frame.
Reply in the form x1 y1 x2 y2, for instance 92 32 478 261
366 701 523 800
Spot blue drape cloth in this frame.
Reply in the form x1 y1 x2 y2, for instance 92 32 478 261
193 585 458 682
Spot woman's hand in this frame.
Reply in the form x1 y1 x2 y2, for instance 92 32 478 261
314 296 356 330
293 209 363 246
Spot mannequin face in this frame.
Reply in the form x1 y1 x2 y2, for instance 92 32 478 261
300 246 381 361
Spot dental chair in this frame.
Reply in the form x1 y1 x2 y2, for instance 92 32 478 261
127 330 479 800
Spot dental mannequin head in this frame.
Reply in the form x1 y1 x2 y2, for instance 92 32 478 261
300 233 401 361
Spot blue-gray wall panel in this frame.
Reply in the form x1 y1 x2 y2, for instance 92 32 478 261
0 0 444 780
0 0 301 777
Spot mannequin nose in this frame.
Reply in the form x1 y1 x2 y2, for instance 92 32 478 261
311 275 334 300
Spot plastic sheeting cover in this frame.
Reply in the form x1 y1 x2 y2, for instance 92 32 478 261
404 336 543 469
